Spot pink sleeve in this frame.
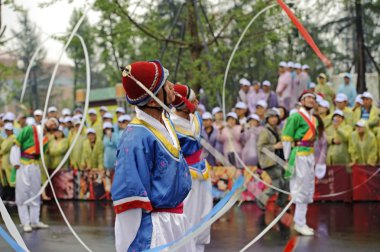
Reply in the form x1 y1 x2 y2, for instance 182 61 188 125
317 133 328 165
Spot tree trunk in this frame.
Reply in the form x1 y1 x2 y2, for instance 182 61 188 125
355 0 366 93
73 61 78 106
31 68 39 109
187 0 202 61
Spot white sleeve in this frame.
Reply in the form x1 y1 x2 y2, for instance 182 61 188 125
115 208 142 252
282 141 292 161
10 145 21 167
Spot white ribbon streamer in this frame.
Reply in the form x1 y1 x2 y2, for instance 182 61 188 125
0 197 29 252
21 7 92 252
166 190 242 252
239 198 294 252
222 4 277 120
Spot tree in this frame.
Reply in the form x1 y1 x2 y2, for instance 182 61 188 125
12 10 46 110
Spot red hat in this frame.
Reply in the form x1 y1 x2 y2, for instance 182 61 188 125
173 83 196 112
299 90 316 101
121 60 169 106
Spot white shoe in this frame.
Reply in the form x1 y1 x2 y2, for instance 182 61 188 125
305 225 314 233
23 224 32 232
294 224 314 236
31 222 49 229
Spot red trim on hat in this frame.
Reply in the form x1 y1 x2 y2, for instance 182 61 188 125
122 61 165 105
173 84 190 108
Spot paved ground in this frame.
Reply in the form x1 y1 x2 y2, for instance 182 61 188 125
1 201 379 251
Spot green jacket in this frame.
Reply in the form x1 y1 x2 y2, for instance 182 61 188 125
282 110 318 178
81 138 104 170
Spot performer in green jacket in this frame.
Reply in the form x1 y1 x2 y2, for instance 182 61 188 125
282 90 318 236
10 118 58 232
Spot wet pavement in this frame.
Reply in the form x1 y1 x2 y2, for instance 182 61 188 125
0 201 379 251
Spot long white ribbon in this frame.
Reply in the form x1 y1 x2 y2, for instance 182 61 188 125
20 6 92 252
0 197 29 251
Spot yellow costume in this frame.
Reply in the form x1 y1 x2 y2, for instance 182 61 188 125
349 126 378 166
80 138 104 170
48 138 69 169
326 123 352 165
0 135 16 186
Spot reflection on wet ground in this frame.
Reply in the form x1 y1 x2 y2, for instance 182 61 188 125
0 201 379 251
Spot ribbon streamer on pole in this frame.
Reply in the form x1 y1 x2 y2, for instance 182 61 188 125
277 0 332 68
0 198 29 251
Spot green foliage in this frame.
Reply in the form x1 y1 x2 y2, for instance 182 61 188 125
37 0 380 109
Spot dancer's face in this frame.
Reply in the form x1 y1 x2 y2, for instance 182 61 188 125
164 80 175 104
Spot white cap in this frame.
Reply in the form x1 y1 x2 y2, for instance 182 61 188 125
316 95 324 105
88 109 97 115
198 104 206 113
335 93 348 103
247 114 260 122
34 109 43 116
356 119 366 127
294 63 302 69
212 107 222 115
116 107 125 114
103 122 113 130
343 72 351 79
272 107 281 116
355 96 363 105
62 108 71 116
309 82 316 88
103 112 113 119
289 109 298 115
239 78 251 86
118 115 132 123
262 80 271 87
48 106 58 113
302 64 310 70
73 115 81 125
26 117 36 126
235 102 247 110
279 61 287 67
256 100 268 109
63 116 73 123
226 112 238 120
202 112 213 120
333 109 344 118
100 106 108 112
86 128 96 135
4 122 13 131
319 100 330 109
361 91 373 100
287 61 294 68
3 112 15 121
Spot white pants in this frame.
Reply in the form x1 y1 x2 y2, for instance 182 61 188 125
290 155 315 204
16 163 41 225
183 179 213 252
150 212 196 252
290 155 315 228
